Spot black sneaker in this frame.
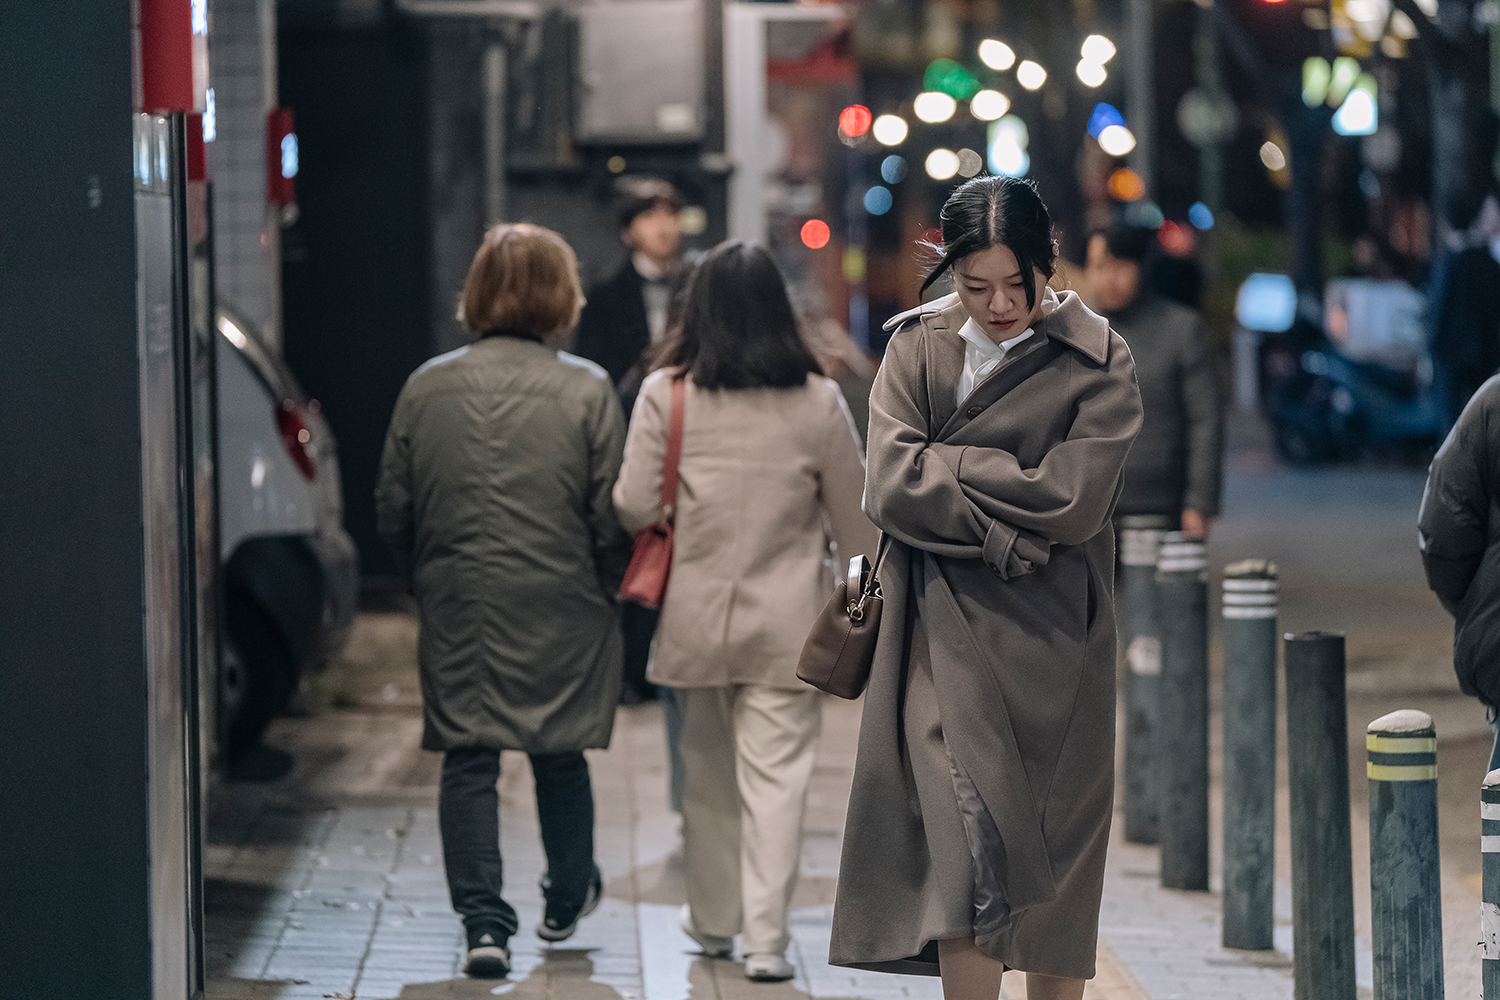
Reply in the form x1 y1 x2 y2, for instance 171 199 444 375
537 865 603 942
464 929 512 978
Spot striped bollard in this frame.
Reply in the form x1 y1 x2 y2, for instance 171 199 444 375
1157 531 1210 891
1367 710 1443 1000
1119 515 1171 844
1285 631 1356 1000
1221 560 1278 950
1483 769 1500 998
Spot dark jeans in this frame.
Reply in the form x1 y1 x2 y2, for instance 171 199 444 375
438 748 596 940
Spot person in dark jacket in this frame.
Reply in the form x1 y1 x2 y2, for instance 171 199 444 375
376 223 633 978
572 179 688 706
573 179 687 411
1086 225 1223 540
1419 374 1500 768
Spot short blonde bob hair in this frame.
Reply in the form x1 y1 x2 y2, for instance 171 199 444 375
457 223 585 339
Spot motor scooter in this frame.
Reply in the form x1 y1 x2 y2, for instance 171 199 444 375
1240 276 1443 463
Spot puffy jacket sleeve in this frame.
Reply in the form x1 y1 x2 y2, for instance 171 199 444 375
584 377 633 597
614 371 670 535
374 384 416 580
1419 379 1500 615
814 378 879 569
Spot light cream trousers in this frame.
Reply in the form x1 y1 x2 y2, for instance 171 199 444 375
677 684 823 957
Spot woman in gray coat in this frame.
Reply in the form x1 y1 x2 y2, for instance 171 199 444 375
376 224 633 978
829 178 1143 1000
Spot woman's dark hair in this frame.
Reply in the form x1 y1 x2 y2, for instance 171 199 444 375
656 241 821 391
921 176 1058 310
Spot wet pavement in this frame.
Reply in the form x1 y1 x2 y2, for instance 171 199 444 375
205 442 1488 1000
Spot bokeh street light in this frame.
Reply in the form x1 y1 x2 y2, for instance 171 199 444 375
913 92 958 124
1076 60 1107 87
1098 124 1137 156
872 114 909 145
1081 34 1117 64
1016 60 1047 91
970 89 1011 121
978 39 1016 71
925 148 960 180
988 115 1030 177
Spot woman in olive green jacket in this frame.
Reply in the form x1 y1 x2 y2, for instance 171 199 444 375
376 224 632 978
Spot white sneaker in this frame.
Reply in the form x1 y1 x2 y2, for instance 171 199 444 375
678 904 734 958
744 953 795 982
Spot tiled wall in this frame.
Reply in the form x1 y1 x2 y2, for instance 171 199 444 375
209 0 280 349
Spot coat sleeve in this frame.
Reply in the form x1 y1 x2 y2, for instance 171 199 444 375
1180 316 1224 518
1418 383 1498 615
613 373 669 535
932 338 1142 549
864 329 1051 578
584 379 634 598
374 386 416 581
815 379 880 568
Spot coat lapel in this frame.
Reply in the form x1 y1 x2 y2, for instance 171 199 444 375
936 335 1066 441
920 297 965 437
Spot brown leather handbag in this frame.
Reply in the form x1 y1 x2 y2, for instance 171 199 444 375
619 375 686 609
796 535 892 699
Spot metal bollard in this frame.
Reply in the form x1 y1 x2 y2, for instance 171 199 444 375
1157 531 1209 891
1367 710 1443 1000
1284 631 1356 1000
1221 560 1278 950
1482 769 1500 998
1119 515 1171 844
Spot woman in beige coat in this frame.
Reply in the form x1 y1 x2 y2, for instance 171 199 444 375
614 241 876 983
828 178 1142 1000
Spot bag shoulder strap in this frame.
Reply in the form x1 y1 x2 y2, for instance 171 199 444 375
659 375 686 519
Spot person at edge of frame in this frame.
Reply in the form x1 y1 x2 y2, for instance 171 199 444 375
1418 373 1500 770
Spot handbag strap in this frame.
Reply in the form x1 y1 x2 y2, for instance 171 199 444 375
856 534 893 603
659 375 687 522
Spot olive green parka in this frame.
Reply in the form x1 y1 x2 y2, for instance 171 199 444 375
376 335 633 752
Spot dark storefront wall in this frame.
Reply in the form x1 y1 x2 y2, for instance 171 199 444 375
0 4 157 997
280 21 432 584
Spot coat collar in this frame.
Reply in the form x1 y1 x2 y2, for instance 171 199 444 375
884 287 1112 366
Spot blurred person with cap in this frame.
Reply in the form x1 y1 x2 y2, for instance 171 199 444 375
574 178 689 414
377 223 631 978
1085 224 1223 540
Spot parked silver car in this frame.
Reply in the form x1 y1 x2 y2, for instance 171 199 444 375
216 308 357 775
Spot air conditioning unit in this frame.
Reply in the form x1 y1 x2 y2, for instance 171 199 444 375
576 0 704 143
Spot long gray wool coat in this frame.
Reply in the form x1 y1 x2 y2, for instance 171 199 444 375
375 335 634 753
829 290 1143 980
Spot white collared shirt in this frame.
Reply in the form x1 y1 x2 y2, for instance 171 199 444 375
956 319 1035 407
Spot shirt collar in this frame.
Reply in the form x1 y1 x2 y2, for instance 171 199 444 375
957 317 1034 358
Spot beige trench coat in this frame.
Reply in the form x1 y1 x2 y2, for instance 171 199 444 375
614 370 877 689
828 291 1143 979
